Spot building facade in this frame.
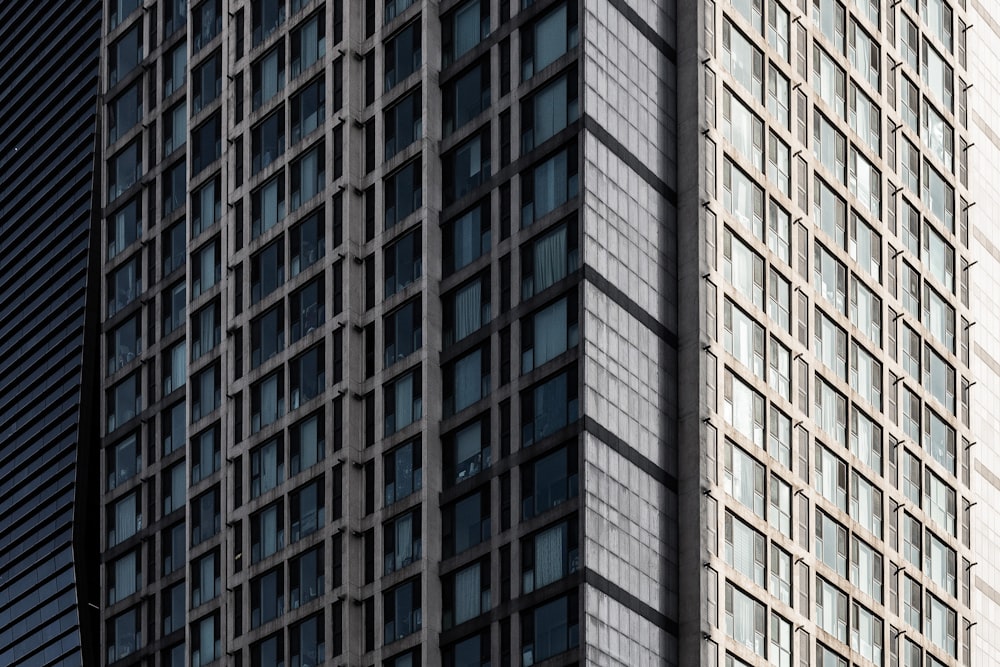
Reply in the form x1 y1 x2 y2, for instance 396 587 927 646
95 1 991 667
0 2 103 666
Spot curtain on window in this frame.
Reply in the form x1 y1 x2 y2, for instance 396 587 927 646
395 373 415 429
455 421 481 474
115 494 137 545
454 280 481 341
262 441 279 491
302 18 320 67
454 349 481 413
533 150 567 220
262 375 278 426
395 513 413 569
299 149 319 202
535 77 567 146
534 298 567 367
171 342 187 390
114 552 138 602
454 563 481 624
199 304 216 353
534 523 566 590
534 227 567 293
732 587 754 649
198 553 215 601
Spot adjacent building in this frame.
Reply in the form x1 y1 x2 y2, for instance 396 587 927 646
93 0 992 667
0 2 103 666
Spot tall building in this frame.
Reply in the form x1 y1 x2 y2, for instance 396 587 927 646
94 1 990 667
0 2 103 666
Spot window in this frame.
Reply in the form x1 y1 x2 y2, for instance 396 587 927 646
723 228 765 308
108 314 142 376
849 147 881 217
191 112 221 175
164 41 186 97
191 239 220 299
850 340 882 409
521 592 579 665
816 577 848 642
291 11 326 75
251 501 284 563
291 140 325 210
521 68 579 151
107 198 142 264
849 212 881 280
385 158 422 227
164 0 187 35
768 64 790 128
815 309 847 378
522 294 579 372
108 140 142 202
290 277 325 342
926 530 957 595
445 632 489 667
814 114 846 183
384 579 422 643
522 518 578 594
768 132 791 196
289 411 324 475
163 521 185 575
109 0 140 28
251 436 284 498
924 222 955 291
814 443 847 509
291 76 326 143
521 2 578 80
109 23 142 86
385 228 421 297
107 607 142 663
108 490 141 547
725 512 766 585
252 0 287 45
443 558 491 628
725 583 766 656
768 200 791 263
384 438 422 504
814 178 846 247
251 567 285 629
290 477 325 541
522 445 577 519
108 372 141 433
384 88 422 159
927 593 957 656
192 51 221 113
521 143 578 226
162 401 185 457
192 550 220 607
723 372 765 449
444 344 490 416
851 408 882 474
723 21 763 99
723 159 764 235
290 344 325 409
162 160 185 215
253 46 286 110
724 441 766 516
923 285 955 352
521 219 578 299
252 109 286 174
443 128 490 204
443 60 490 135
925 470 956 535
813 45 846 117
767 0 789 60
192 176 221 237
193 0 222 50
521 368 578 446
770 543 792 604
251 305 285 368
812 0 845 52
250 633 283 667
443 0 489 65
851 603 883 665
108 82 142 145
815 244 846 312
851 535 882 603
445 416 489 486
848 20 879 89
190 361 220 421
290 546 324 608
251 238 285 303
384 509 422 574
769 408 791 467
161 581 185 636
924 408 956 473
922 98 953 170
851 469 882 538
384 367 422 435
849 84 880 154
163 462 185 515
290 208 325 275
108 549 141 605
850 276 881 345
191 487 220 545
251 371 285 432
291 613 325 667
924 345 955 412
191 424 220 483
816 510 848 576
768 268 790 332
385 20 422 91
922 39 954 110
723 90 764 169
385 0 414 23
732 0 763 30
770 474 792 537
107 432 141 491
